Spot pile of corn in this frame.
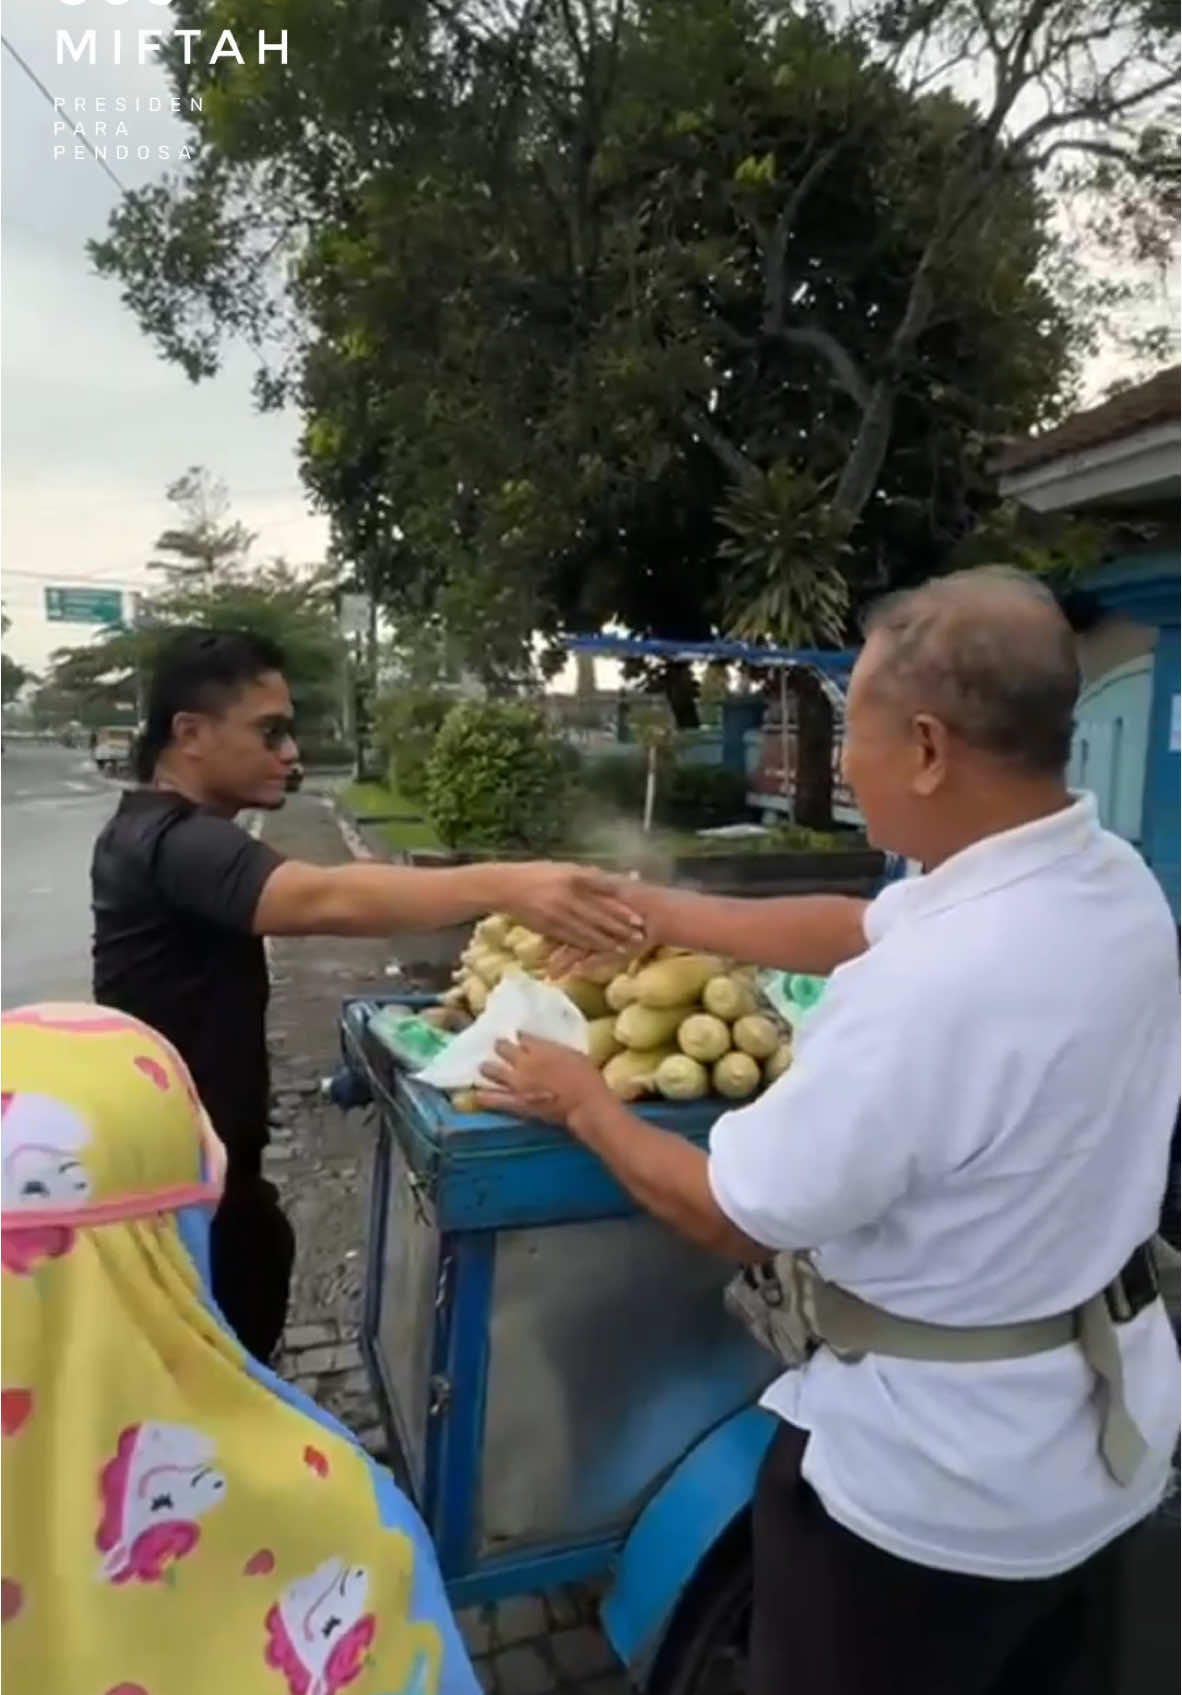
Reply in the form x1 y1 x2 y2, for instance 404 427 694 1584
442 914 792 1105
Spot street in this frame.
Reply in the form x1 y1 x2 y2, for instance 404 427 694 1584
1 741 118 1008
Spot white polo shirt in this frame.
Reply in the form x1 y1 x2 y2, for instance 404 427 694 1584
709 794 1181 1579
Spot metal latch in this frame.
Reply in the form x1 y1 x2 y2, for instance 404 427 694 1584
427 1375 452 1418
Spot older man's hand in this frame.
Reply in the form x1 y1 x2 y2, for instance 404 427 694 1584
543 878 669 979
476 1036 614 1127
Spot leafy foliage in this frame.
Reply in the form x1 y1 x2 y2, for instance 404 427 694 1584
85 1 1156 653
376 687 453 803
36 470 344 735
577 750 748 828
149 467 255 583
426 700 570 852
85 0 1176 811
1 609 35 704
1 654 34 705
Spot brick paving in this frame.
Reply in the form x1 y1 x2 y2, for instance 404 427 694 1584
259 790 625 1694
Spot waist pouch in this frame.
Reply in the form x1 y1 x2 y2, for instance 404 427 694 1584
725 1236 1180 1487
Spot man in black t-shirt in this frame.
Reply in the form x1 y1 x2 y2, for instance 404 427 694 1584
92 629 644 1361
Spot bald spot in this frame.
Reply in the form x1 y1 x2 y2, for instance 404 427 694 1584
861 568 1080 775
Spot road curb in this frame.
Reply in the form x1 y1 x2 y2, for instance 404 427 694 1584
331 794 402 865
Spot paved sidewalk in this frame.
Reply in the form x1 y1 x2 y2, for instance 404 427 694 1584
260 793 629 1695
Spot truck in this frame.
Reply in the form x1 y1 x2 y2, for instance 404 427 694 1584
92 726 136 777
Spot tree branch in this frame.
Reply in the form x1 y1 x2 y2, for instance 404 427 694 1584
770 327 872 410
1012 67 1180 153
1027 136 1143 173
762 140 846 337
682 404 761 486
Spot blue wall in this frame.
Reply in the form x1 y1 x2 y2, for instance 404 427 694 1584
1083 552 1179 920
1143 624 1180 919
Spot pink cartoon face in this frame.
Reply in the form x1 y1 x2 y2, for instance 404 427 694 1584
96 1422 227 1585
264 1558 376 1695
1 1093 91 1209
1 1093 92 1275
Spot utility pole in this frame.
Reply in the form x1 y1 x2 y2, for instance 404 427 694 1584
338 582 373 781
129 591 146 728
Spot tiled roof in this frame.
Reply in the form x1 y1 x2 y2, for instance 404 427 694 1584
997 366 1180 475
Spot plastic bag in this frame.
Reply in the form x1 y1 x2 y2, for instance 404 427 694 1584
758 970 828 1035
368 1006 455 1070
415 975 590 1090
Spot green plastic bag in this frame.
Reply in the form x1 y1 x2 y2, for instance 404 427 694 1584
369 1007 455 1071
757 971 828 1033
788 974 827 1010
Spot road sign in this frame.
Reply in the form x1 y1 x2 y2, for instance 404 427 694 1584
338 592 369 638
44 586 125 626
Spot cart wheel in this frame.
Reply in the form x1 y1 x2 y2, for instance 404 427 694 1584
646 1521 751 1695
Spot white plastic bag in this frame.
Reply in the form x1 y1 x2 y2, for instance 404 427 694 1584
415 975 589 1090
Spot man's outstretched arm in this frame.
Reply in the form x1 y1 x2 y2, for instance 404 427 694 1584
253 858 646 956
549 884 870 978
639 885 869 974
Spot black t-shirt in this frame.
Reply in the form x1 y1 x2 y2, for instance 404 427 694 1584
91 789 284 1168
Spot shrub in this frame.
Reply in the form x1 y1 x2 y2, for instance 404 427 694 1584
426 700 569 852
662 763 748 829
578 752 649 814
575 753 748 830
376 688 452 803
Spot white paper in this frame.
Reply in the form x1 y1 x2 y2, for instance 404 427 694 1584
415 974 590 1090
1169 694 1180 754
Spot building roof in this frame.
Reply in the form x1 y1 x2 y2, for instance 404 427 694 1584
996 366 1180 475
565 634 856 677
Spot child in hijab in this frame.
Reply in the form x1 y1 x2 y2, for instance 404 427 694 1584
1 1002 480 1695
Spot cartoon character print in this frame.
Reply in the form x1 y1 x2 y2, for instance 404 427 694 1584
264 1558 377 1695
1 1091 92 1274
96 1422 227 1584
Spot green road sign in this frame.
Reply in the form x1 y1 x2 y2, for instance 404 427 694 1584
44 586 125 625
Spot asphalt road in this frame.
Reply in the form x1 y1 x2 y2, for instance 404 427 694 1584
1 742 121 1010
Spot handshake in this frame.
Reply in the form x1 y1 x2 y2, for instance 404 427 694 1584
481 861 668 970
470 857 867 987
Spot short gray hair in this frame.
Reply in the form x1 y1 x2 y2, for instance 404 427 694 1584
862 567 1080 776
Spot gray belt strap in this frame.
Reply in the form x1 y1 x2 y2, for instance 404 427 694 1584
1075 1293 1149 1488
811 1266 1149 1488
811 1274 1076 1363
727 1245 1171 1489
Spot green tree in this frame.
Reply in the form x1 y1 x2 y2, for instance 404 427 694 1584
46 558 345 734
1 609 36 705
87 0 1176 813
2 656 34 705
40 476 345 736
148 467 256 584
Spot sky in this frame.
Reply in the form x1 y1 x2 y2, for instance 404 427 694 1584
1 2 1176 682
0 0 328 673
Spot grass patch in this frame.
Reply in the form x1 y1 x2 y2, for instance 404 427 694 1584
344 780 863 861
342 781 442 851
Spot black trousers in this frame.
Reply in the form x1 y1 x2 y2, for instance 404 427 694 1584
750 1422 1124 1695
209 1163 295 1364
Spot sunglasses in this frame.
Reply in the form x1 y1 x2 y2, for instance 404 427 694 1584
251 715 297 751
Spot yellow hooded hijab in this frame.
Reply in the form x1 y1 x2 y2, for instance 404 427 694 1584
1 1004 479 1695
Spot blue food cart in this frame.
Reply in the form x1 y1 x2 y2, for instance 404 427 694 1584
333 994 779 1693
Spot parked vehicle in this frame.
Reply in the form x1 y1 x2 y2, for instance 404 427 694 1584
92 726 135 777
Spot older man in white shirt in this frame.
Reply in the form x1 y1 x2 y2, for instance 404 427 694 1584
478 568 1180 1695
